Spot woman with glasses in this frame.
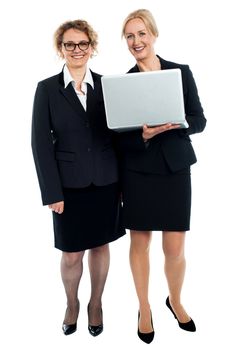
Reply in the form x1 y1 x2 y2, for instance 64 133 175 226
117 9 206 343
31 19 125 337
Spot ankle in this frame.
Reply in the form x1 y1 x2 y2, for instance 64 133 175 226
169 296 181 306
67 299 79 310
139 302 151 312
88 300 102 309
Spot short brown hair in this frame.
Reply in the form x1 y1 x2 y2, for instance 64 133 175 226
122 9 159 38
54 19 98 58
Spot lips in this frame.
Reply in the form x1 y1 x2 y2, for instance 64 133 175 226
71 54 85 59
133 46 145 52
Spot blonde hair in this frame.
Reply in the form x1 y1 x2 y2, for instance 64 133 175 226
54 19 98 58
121 9 159 38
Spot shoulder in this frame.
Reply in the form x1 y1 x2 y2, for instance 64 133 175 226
37 72 62 89
158 55 190 72
158 56 194 90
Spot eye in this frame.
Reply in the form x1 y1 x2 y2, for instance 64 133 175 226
126 34 134 40
78 41 90 50
66 42 75 49
139 32 146 37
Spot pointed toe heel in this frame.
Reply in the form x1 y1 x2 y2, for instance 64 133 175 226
166 297 196 332
87 304 103 337
62 300 79 335
137 311 155 344
62 322 77 335
88 324 103 337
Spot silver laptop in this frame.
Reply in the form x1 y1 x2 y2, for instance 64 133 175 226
101 68 188 131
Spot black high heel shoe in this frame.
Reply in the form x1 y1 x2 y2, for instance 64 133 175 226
87 304 103 337
137 311 155 344
62 301 79 335
62 322 77 335
166 297 196 332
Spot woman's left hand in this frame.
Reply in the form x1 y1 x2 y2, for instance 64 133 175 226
142 123 181 140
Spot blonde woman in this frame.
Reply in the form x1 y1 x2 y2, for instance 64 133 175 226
118 9 206 343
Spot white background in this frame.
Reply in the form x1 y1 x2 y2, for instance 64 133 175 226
0 0 232 349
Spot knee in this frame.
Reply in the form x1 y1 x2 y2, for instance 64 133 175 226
163 232 185 261
90 244 109 255
130 232 151 254
62 251 84 268
163 245 184 261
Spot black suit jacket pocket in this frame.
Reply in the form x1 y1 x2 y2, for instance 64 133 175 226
161 134 197 172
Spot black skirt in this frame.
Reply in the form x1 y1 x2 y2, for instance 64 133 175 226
53 183 125 252
121 169 191 231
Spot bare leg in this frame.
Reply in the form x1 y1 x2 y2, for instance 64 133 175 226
61 251 85 324
163 231 191 322
88 244 110 325
130 230 153 333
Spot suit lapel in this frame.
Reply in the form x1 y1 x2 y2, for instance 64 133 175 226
58 72 87 119
86 82 97 115
58 70 101 120
86 71 101 116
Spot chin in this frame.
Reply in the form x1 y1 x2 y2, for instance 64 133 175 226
135 55 147 61
132 51 146 59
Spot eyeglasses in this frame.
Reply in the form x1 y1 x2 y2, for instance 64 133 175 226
63 41 91 51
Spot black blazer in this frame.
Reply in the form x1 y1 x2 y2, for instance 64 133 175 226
117 56 207 174
31 70 118 205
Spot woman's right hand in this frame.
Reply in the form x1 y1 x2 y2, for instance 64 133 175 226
48 201 64 214
142 123 180 141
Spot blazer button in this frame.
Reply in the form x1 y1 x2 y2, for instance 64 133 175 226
87 147 91 152
86 122 90 128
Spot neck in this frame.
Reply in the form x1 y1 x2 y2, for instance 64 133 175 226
67 64 86 83
136 54 161 72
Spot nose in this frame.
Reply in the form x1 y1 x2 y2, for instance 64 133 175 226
73 45 81 53
133 34 140 45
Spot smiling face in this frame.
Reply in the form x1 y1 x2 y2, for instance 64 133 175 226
124 18 156 62
60 28 93 69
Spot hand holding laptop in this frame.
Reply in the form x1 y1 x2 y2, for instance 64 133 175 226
142 123 181 140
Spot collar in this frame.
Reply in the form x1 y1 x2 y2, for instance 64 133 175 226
63 65 94 89
128 55 175 73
